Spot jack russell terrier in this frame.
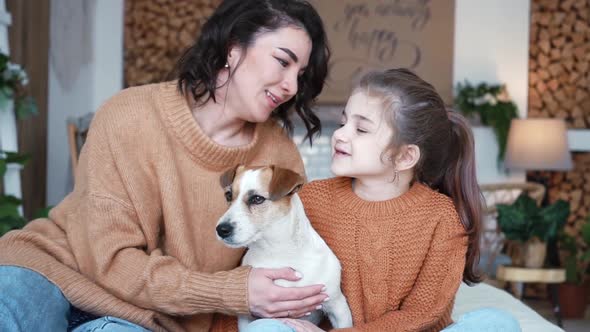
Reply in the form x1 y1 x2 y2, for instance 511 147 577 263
215 165 353 330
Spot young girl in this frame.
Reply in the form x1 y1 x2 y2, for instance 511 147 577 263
244 69 520 331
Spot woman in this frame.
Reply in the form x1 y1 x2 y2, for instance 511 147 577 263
0 0 330 331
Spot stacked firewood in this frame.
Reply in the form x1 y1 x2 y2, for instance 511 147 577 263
535 154 590 231
528 0 590 128
528 0 590 250
124 0 222 87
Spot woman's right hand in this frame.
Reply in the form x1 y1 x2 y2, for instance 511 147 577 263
248 267 327 319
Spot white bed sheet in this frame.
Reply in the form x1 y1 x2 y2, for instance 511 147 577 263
452 282 564 332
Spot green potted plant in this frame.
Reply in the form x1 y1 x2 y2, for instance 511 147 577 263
497 194 570 268
557 217 590 318
0 152 29 236
0 52 37 236
454 81 518 163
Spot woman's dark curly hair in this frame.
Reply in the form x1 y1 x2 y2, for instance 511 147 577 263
175 0 330 143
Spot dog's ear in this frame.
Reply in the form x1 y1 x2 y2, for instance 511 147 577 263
220 165 240 189
269 166 304 201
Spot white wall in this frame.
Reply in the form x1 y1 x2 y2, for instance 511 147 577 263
453 0 530 184
304 0 533 183
47 0 123 205
46 0 530 203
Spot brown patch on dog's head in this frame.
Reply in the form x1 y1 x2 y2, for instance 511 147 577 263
268 166 304 201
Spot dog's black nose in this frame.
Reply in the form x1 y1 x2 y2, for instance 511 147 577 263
216 222 234 238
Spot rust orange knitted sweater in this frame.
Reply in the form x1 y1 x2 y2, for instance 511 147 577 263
0 82 305 332
301 177 468 332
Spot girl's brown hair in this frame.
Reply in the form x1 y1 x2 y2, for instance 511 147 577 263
357 68 483 284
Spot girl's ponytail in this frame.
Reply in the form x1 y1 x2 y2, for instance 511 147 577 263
443 111 483 284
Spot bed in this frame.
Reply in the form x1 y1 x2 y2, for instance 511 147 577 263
452 282 564 332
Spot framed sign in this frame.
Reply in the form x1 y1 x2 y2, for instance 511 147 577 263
310 0 455 104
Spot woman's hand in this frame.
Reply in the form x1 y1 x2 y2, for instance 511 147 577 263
248 267 327 318
278 318 326 332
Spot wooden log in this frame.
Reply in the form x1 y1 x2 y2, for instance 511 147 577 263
539 28 551 40
576 58 589 71
552 36 566 48
538 69 551 80
553 11 567 25
574 20 587 33
538 53 550 67
571 33 586 46
576 90 588 103
538 12 551 26
536 80 548 94
547 79 559 92
538 39 551 54
548 62 563 76
560 0 575 11
553 90 567 102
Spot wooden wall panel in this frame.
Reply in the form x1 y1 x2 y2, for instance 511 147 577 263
6 0 50 219
124 0 222 87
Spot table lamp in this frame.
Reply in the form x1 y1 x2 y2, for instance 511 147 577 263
504 118 573 173
503 118 573 267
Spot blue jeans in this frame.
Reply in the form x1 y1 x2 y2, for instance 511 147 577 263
0 266 149 332
243 308 521 332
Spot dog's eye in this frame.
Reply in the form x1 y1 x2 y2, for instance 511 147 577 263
224 190 232 202
248 195 266 205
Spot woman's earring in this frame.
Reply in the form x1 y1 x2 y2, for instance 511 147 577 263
224 63 229 68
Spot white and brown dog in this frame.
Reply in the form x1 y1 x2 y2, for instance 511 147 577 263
215 165 353 330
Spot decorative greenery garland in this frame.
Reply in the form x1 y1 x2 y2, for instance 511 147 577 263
454 81 518 163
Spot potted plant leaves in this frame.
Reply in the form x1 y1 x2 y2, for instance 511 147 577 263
454 81 518 163
0 152 29 236
557 216 590 318
0 52 37 235
497 194 570 268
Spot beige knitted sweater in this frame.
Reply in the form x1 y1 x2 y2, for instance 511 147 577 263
302 178 468 332
0 81 305 332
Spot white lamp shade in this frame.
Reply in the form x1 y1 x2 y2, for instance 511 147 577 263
504 118 573 171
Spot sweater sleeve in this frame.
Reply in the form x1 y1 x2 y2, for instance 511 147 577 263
74 194 251 316
336 211 467 332
67 107 251 317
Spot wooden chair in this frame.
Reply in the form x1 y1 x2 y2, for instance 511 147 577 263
480 182 545 214
67 113 94 180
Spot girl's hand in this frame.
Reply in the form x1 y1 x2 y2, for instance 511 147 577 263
248 267 328 318
278 318 326 332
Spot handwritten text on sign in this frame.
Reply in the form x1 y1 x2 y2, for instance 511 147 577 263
311 0 454 104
